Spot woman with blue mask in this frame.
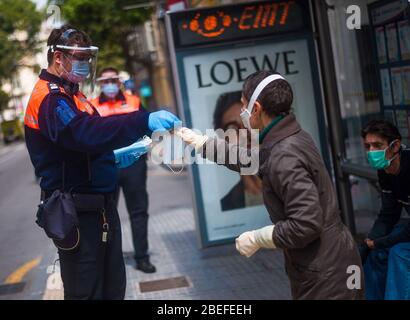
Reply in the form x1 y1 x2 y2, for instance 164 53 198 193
102 82 120 98
360 120 410 300
91 67 157 274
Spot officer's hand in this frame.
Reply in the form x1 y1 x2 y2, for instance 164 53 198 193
114 151 137 169
148 110 182 133
114 137 152 169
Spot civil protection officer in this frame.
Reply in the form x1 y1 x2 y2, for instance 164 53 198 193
92 67 156 273
360 120 410 300
24 25 180 299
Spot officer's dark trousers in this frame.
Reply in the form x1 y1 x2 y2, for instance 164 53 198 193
58 197 126 300
115 155 149 261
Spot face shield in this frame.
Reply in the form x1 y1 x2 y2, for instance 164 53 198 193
54 44 99 94
96 74 121 98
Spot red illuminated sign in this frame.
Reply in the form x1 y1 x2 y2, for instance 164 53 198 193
169 0 309 47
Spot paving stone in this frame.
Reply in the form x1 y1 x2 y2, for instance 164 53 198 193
120 162 291 300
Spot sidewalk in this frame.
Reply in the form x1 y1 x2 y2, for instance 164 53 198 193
41 160 292 300
121 161 291 300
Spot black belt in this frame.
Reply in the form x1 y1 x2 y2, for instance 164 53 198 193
41 190 114 212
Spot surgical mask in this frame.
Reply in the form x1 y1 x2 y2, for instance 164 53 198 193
114 136 152 169
367 140 399 170
62 60 90 83
240 74 286 130
150 131 185 174
163 133 184 167
102 83 119 98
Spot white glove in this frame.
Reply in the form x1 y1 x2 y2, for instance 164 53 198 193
174 127 209 151
254 225 276 249
235 231 259 258
235 225 276 258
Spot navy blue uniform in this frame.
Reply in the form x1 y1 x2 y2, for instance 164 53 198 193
25 70 150 193
25 70 150 299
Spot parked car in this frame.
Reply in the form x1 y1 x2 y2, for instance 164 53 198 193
1 108 24 144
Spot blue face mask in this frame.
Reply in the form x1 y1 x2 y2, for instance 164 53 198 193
63 60 90 83
102 83 120 98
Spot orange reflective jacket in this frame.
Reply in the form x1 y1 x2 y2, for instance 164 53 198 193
91 93 141 117
24 79 95 130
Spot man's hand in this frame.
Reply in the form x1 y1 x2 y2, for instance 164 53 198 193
235 231 260 258
358 243 370 264
365 238 375 249
235 225 276 258
148 110 182 133
174 127 209 151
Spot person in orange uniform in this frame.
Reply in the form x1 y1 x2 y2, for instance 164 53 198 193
25 25 180 300
92 68 156 273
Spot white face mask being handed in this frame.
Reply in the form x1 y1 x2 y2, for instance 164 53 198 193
150 130 186 174
240 74 286 130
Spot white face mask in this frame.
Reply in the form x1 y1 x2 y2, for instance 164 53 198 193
240 74 286 130
150 132 186 174
163 133 185 166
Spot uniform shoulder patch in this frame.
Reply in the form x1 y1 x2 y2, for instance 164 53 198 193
56 98 76 126
47 83 61 93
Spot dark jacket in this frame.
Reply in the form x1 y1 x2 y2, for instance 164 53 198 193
25 70 150 193
368 149 410 248
204 114 364 300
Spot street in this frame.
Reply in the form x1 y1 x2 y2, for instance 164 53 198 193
1 0 409 303
0 141 292 300
0 141 53 299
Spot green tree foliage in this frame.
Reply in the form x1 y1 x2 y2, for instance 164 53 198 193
59 0 152 73
0 0 43 84
0 89 10 110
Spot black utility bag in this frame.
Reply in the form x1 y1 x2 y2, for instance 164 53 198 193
35 160 87 250
36 189 78 241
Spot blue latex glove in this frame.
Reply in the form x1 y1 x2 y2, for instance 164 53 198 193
114 137 152 169
148 110 182 133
